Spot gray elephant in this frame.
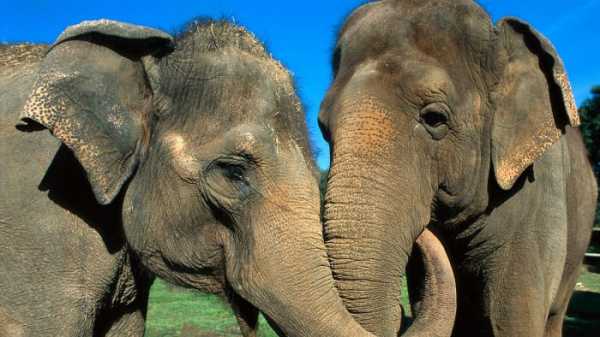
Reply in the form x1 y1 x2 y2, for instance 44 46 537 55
319 1 598 337
0 18 455 337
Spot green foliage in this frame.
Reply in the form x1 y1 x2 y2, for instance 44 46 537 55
579 86 600 168
578 86 600 227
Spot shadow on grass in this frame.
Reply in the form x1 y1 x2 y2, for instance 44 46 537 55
564 290 600 337
586 264 600 274
146 272 600 337
400 290 600 337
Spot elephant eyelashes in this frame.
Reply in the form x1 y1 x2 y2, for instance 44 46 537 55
419 102 450 140
213 158 251 185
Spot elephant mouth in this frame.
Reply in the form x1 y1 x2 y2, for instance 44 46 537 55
226 283 262 337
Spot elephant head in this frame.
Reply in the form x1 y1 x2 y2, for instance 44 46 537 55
320 1 578 336
18 19 380 337
20 18 458 337
18 20 454 336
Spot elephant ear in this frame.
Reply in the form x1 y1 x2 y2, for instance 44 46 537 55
20 20 174 205
491 18 579 190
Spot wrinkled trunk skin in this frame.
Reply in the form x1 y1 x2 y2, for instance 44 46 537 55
252 223 371 337
223 144 376 337
243 207 370 337
324 161 427 336
323 98 436 337
255 224 456 337
404 230 457 337
224 137 454 337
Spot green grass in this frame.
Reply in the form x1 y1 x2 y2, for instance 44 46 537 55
145 271 599 337
575 268 600 293
145 281 277 337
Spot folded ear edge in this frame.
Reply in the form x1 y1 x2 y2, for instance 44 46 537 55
54 19 175 55
498 17 579 127
19 20 174 205
492 17 579 191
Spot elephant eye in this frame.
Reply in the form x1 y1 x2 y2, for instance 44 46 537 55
422 110 446 127
419 103 450 140
221 163 246 183
203 157 253 210
212 159 250 187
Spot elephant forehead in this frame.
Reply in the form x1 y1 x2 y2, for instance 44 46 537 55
164 56 294 131
340 0 493 67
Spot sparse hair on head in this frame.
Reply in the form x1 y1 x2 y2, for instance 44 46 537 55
159 18 314 160
174 18 270 59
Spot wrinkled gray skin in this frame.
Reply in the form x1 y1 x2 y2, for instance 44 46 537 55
0 19 456 337
0 19 391 337
320 1 598 337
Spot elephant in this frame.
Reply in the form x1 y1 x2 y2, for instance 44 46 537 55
0 18 457 337
319 1 598 337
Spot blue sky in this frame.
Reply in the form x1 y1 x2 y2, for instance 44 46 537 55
2 1 598 169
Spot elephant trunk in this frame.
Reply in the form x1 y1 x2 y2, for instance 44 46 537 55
404 229 456 337
249 216 374 337
324 164 456 337
247 183 454 337
222 144 376 337
323 161 413 336
323 115 455 336
225 138 454 337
